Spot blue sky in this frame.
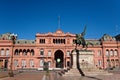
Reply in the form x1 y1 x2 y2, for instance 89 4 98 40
0 0 120 39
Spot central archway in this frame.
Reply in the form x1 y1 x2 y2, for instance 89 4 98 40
54 50 64 68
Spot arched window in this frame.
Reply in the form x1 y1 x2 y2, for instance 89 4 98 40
1 49 4 56
29 59 34 67
27 49 30 55
53 39 55 44
114 50 118 56
48 50 51 56
63 39 65 44
67 51 70 56
14 49 19 55
21 59 26 68
40 59 44 67
115 59 119 66
6 49 9 56
58 39 60 44
110 50 114 57
23 49 27 55
106 50 109 56
111 59 115 67
40 49 44 55
19 49 22 55
14 59 18 67
31 49 34 56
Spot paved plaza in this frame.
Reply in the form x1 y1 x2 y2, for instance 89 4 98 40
0 70 120 80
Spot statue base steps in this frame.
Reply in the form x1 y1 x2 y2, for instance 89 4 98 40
63 68 113 76
63 68 81 76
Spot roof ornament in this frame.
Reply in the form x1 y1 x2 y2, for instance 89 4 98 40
0 33 17 40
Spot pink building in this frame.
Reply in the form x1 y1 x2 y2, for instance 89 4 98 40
0 29 120 70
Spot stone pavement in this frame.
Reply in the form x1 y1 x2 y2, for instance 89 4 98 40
0 71 120 80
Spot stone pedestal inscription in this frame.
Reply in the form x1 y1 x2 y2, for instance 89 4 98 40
79 50 94 70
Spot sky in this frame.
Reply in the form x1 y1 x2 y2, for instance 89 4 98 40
0 0 120 40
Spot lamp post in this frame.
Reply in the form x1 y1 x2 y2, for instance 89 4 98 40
9 33 17 77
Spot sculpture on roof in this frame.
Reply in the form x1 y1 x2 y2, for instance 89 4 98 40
0 33 11 40
75 26 88 49
101 34 116 41
0 33 17 40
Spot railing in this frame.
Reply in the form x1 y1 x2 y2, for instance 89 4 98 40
35 55 53 58
0 55 10 57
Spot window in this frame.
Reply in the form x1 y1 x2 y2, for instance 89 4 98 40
73 39 76 44
31 50 34 56
29 60 34 67
40 59 44 66
97 50 101 56
6 49 9 56
23 50 27 55
14 60 18 67
14 49 19 55
114 50 118 56
1 49 4 56
25 41 27 44
32 41 34 44
67 51 70 56
115 59 119 66
111 59 115 67
53 39 55 44
48 61 51 67
40 49 44 55
21 60 26 68
110 50 114 56
53 39 65 44
106 50 109 56
48 50 51 56
39 39 45 44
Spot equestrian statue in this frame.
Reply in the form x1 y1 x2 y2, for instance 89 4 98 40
75 26 88 49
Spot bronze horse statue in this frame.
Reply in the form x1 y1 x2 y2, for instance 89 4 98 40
75 26 88 49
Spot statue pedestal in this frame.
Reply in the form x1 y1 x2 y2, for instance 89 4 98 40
63 50 113 76
63 50 81 76
63 68 80 76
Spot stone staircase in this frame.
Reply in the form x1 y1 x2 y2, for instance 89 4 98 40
63 68 113 76
63 68 81 76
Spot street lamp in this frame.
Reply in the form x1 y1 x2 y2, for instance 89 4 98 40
9 33 17 77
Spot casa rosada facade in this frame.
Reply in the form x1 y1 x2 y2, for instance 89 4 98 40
0 29 120 70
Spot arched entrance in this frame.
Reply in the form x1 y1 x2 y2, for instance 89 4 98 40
54 50 64 68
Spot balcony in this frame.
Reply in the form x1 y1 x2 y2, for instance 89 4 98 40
0 55 10 58
66 55 70 58
35 55 53 58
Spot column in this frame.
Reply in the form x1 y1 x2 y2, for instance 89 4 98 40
72 50 77 69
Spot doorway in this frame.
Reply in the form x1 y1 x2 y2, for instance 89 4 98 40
4 59 8 69
54 50 64 68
